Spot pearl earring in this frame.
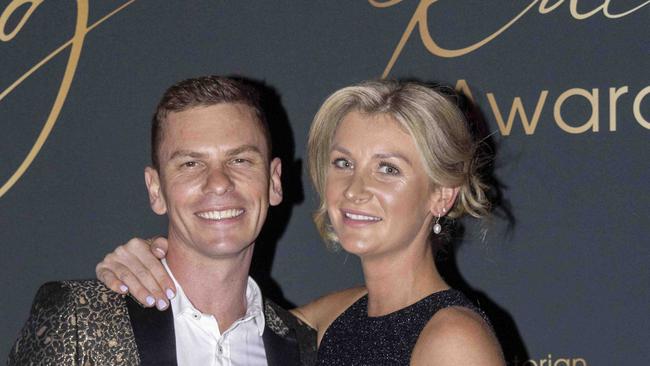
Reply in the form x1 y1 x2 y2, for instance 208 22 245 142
433 208 446 235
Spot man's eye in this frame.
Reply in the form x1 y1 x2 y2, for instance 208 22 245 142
332 158 352 169
182 161 199 168
378 163 400 175
231 158 251 165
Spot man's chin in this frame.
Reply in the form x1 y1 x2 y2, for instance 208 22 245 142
194 239 256 259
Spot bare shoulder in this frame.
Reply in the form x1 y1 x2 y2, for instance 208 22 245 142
411 306 505 366
292 286 367 345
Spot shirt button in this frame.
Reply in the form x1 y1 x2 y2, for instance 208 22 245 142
218 345 223 354
192 313 200 320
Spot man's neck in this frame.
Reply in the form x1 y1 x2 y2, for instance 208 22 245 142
166 242 255 331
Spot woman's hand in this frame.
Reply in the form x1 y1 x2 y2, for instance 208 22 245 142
95 236 175 310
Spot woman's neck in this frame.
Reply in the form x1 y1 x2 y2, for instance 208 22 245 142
361 242 449 317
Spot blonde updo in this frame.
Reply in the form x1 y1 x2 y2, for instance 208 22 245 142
307 80 490 247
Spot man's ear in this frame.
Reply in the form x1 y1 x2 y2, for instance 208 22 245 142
268 157 283 206
144 167 167 215
430 185 460 216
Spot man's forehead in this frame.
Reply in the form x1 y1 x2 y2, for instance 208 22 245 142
164 104 260 135
165 102 257 122
160 107 267 155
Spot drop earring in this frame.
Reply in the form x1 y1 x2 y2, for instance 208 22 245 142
433 207 446 235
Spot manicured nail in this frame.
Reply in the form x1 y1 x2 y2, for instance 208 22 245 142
119 285 129 293
166 288 175 300
156 299 168 310
145 296 155 306
155 248 166 257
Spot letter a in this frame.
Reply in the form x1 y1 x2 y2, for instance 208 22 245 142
554 88 599 133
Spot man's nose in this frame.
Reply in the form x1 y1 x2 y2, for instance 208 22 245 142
203 167 234 195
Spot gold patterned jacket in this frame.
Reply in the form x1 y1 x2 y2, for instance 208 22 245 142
8 280 317 366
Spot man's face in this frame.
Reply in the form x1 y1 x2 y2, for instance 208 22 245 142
145 103 282 260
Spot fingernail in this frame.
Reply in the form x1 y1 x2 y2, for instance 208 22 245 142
156 299 168 310
145 296 155 306
155 248 166 257
119 285 129 293
166 288 175 299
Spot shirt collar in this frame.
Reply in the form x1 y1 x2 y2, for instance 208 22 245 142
162 259 265 336
244 275 266 336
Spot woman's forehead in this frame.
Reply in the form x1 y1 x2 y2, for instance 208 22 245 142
330 111 425 165
333 111 414 146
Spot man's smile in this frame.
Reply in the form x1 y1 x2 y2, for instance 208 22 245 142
196 208 245 221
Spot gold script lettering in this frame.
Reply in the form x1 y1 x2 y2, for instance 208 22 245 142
633 86 650 129
454 79 475 103
608 86 628 131
553 88 600 133
0 0 43 41
487 90 548 135
372 0 650 78
0 0 136 199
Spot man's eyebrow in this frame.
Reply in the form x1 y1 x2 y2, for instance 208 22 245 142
168 145 263 160
168 150 206 160
226 145 263 157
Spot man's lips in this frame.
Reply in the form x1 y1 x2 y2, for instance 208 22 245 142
195 208 245 221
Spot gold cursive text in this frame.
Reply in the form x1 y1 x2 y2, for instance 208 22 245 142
0 0 136 199
371 0 650 78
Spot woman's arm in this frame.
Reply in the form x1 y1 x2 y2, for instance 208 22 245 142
411 306 505 366
95 236 175 310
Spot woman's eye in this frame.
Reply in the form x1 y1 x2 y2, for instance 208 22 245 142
378 163 400 175
332 158 352 169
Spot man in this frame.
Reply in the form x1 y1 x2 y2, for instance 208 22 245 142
8 76 316 365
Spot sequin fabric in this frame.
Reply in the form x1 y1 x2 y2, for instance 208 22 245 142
316 289 488 365
8 280 140 365
8 281 317 366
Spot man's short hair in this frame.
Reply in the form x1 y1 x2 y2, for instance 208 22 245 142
151 75 272 169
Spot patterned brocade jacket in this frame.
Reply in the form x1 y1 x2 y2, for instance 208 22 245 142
8 280 317 366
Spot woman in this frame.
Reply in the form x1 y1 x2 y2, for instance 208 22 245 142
97 80 504 365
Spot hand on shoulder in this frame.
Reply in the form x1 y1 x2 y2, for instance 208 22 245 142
291 286 367 346
95 236 174 310
411 306 505 366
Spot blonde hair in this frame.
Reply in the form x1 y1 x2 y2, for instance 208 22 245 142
307 80 490 247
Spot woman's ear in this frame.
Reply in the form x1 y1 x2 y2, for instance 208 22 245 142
430 186 460 216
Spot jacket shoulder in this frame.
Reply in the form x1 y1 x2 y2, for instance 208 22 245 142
8 281 78 365
8 280 139 366
264 298 317 366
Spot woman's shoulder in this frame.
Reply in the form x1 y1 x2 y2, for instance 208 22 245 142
411 306 505 366
291 286 367 343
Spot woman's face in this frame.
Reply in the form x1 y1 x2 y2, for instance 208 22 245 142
325 111 441 259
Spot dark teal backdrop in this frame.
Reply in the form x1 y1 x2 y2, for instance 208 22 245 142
2 1 648 364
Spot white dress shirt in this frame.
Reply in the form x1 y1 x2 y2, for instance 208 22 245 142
162 260 268 366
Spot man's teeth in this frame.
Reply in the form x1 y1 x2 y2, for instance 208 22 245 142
197 209 244 220
345 212 381 221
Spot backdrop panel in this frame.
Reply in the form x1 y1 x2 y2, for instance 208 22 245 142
1 1 648 364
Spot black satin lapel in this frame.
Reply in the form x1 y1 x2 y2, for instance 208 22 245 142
125 296 177 366
263 327 301 366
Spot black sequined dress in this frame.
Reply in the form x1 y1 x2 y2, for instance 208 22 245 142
316 289 487 365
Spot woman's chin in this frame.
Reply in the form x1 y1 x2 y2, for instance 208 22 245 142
339 238 376 257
